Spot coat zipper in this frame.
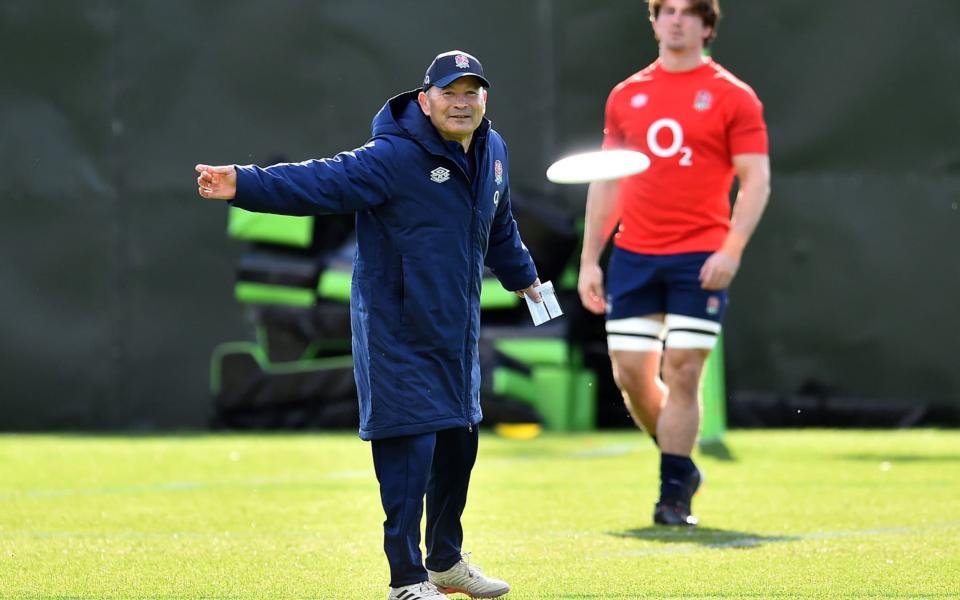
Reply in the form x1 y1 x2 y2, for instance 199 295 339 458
463 139 488 429
433 144 483 429
462 178 478 427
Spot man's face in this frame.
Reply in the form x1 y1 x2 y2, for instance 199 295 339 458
418 76 487 144
652 0 711 52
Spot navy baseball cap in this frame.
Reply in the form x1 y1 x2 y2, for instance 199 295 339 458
422 50 491 91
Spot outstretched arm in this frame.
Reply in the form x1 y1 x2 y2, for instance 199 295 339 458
196 164 237 200
577 179 621 314
699 153 771 290
194 139 397 216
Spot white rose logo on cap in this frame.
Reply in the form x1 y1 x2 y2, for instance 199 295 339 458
422 50 491 91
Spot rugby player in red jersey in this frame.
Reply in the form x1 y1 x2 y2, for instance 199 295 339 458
577 0 771 526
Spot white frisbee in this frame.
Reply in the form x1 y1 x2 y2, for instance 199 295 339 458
546 149 650 184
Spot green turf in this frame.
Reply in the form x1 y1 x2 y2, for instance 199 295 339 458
1 430 958 599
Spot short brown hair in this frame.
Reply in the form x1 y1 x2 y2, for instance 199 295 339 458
648 0 721 45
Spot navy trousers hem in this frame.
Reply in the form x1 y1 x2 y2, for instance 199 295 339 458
372 427 479 587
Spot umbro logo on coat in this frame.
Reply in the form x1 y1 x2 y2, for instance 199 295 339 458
430 167 450 183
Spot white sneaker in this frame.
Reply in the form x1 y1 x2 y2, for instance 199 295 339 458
387 580 449 600
427 554 510 598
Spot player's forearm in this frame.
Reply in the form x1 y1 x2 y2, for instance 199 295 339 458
721 175 770 260
580 180 620 266
233 163 339 216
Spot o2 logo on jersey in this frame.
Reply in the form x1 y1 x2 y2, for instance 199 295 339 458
646 118 693 167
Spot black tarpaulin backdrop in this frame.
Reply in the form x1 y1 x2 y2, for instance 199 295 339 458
1 1 958 429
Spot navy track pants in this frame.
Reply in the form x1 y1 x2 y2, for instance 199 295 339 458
371 426 479 588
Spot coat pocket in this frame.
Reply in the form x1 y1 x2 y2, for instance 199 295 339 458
399 255 467 358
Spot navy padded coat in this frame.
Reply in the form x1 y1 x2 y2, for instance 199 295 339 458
232 90 537 440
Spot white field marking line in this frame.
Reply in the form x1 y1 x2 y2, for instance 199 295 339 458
5 522 958 545
0 469 374 500
483 442 647 465
572 443 641 458
0 529 358 540
6 596 245 600
608 521 960 557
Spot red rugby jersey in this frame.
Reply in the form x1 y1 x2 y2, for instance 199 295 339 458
603 58 768 254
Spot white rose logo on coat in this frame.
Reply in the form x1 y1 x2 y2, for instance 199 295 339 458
455 54 470 69
494 160 503 185
430 167 450 183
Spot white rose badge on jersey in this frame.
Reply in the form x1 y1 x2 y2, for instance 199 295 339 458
525 281 563 326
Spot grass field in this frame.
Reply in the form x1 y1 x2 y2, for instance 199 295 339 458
1 430 958 599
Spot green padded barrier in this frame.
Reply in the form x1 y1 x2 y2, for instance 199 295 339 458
491 367 536 406
493 366 570 430
493 338 568 366
235 282 315 307
491 338 598 431
494 332 715 434
480 281 520 309
262 354 354 375
299 338 353 359
210 341 265 395
255 326 351 362
492 364 597 431
559 262 579 290
567 369 598 431
210 340 356 396
228 207 313 248
699 333 727 443
317 270 352 302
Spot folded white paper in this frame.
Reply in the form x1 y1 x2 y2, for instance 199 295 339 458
540 281 564 319
525 280 563 326
526 292 551 325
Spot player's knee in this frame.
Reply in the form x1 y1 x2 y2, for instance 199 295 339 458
611 360 636 390
613 363 639 391
662 356 704 399
612 362 654 400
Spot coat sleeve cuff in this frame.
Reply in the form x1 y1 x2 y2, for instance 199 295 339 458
228 165 258 209
497 261 538 292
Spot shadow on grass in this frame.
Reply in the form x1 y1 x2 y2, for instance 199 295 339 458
530 595 960 599
839 453 960 463
698 439 735 461
609 526 798 549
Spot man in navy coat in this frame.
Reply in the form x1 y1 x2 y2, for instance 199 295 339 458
197 50 539 600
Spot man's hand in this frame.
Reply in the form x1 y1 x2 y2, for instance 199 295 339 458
515 278 543 303
577 263 606 314
699 251 739 290
195 164 238 200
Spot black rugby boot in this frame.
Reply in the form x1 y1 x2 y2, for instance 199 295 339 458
654 464 702 527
